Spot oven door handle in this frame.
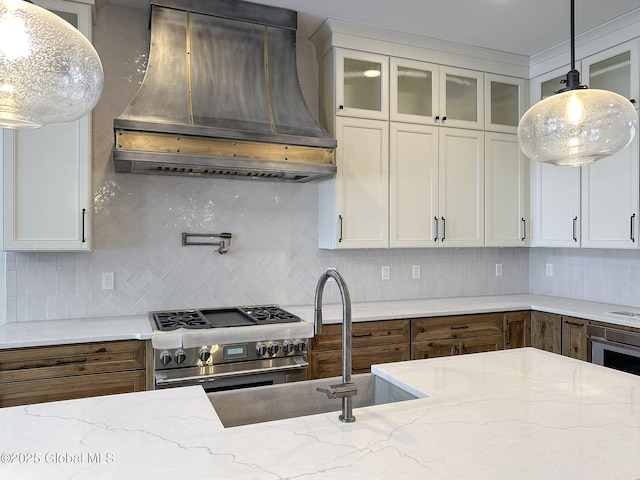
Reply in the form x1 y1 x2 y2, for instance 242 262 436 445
155 360 309 387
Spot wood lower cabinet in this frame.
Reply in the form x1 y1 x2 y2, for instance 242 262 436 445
531 312 589 361
561 316 589 361
309 319 410 379
504 311 531 349
0 340 149 408
531 311 562 354
411 313 504 359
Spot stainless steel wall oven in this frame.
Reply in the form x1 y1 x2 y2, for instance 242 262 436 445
587 324 640 376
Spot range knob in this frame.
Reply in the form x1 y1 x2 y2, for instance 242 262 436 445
198 347 211 362
282 341 295 354
174 349 187 365
159 350 172 365
256 343 268 356
267 342 280 356
294 340 307 353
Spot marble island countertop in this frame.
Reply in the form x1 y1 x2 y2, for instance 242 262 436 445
1 348 639 479
2 294 640 350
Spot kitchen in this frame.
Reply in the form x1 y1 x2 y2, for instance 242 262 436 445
1 0 640 478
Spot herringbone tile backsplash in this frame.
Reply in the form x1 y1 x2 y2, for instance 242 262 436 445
1 4 532 322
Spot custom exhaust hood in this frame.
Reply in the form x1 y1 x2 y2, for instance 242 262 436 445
113 0 336 182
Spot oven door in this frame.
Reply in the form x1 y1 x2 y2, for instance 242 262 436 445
155 356 308 392
589 336 640 376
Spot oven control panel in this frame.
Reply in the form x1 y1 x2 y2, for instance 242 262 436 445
155 339 308 370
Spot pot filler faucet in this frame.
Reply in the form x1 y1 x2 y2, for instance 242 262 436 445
314 268 357 423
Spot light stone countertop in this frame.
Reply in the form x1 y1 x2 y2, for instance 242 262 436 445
1 348 639 479
2 294 640 350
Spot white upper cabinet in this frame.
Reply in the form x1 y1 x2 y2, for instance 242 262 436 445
390 58 440 125
438 128 485 247
580 41 639 249
529 65 582 248
439 66 484 130
318 117 389 249
484 74 526 134
334 49 389 120
485 132 528 247
2 0 93 251
389 122 439 247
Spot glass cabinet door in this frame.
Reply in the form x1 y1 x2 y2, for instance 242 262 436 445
390 58 439 124
335 49 389 120
439 66 484 130
583 41 637 102
484 74 525 134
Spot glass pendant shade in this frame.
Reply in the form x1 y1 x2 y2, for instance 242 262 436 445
0 0 104 128
517 88 638 166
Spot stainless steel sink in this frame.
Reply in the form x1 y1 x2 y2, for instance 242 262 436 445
207 373 419 427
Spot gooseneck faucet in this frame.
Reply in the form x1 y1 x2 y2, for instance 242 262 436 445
314 268 357 423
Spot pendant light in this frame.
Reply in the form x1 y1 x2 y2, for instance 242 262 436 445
0 0 104 128
517 0 638 166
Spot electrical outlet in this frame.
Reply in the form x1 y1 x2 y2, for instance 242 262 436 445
546 264 553 277
102 272 115 290
495 264 503 277
381 266 390 280
412 265 421 279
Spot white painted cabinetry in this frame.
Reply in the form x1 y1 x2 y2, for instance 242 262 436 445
315 31 527 249
485 132 528 247
580 41 639 249
2 0 93 251
530 40 640 249
318 117 389 249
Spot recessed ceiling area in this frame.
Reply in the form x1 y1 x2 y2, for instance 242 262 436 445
109 0 640 57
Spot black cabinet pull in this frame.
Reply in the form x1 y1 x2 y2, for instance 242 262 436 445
572 216 578 242
521 217 526 242
434 115 440 121
442 116 447 122
338 215 343 243
441 217 446 241
434 216 439 241
352 332 373 338
81 208 86 243
450 325 469 330
631 214 636 242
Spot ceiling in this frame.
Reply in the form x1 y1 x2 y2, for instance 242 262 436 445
115 0 640 57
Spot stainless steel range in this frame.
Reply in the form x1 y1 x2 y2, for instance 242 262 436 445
150 305 310 392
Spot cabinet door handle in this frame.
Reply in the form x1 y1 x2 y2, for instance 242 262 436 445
572 216 578 242
338 215 343 243
563 321 584 327
434 216 439 241
521 217 526 242
54 357 87 366
81 208 87 243
506 321 512 345
338 105 344 110
462 344 467 354
442 116 447 122
454 344 460 355
441 217 446 241
631 214 636 242
450 325 469 330
434 115 440 122
352 332 373 338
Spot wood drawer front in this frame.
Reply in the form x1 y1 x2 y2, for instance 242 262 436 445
0 340 146 383
412 314 503 342
310 344 410 379
461 335 503 355
311 320 410 351
0 371 146 408
411 340 459 360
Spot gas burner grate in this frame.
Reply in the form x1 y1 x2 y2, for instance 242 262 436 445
152 310 211 330
241 305 301 324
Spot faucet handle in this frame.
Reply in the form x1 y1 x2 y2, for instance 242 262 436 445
316 383 358 400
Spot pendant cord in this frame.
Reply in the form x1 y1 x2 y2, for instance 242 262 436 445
570 0 575 70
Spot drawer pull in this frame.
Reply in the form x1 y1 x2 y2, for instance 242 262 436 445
54 358 87 366
450 325 469 330
352 333 373 338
